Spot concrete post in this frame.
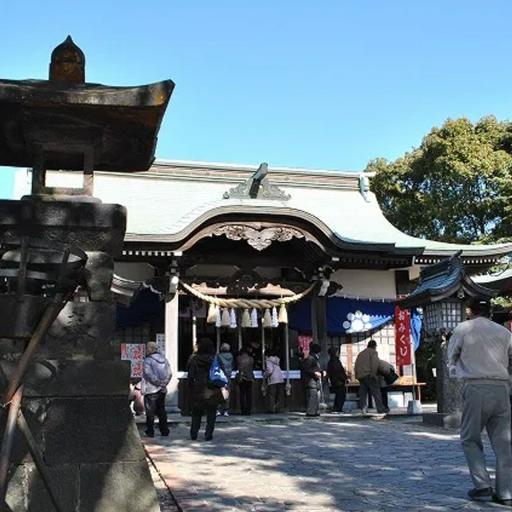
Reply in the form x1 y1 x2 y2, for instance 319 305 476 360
165 292 180 412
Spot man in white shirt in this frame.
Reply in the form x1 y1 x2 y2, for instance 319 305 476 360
448 298 512 506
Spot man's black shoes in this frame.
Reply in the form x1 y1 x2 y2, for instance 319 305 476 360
492 494 512 507
144 430 155 438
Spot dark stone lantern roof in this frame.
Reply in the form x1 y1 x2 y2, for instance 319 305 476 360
0 36 175 172
399 251 496 309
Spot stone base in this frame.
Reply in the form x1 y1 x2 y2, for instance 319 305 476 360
1 361 160 512
406 400 422 415
422 412 461 429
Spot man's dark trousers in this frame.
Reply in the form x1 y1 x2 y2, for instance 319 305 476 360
239 380 253 415
144 390 169 435
332 385 346 412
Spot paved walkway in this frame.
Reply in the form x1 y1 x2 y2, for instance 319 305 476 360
144 415 505 512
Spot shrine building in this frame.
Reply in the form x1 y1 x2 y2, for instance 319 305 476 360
14 160 512 411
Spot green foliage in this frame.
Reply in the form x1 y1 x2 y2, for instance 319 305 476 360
368 116 512 244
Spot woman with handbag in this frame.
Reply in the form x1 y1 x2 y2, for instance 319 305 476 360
265 350 284 413
187 338 224 441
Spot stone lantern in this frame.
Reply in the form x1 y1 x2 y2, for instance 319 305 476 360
0 36 174 511
399 252 496 427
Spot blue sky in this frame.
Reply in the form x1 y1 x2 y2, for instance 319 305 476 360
1 0 512 198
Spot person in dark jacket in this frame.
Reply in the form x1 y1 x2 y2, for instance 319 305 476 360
187 338 223 441
327 347 348 413
236 347 255 415
301 343 323 416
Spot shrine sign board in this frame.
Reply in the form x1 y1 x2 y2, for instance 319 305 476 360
394 306 412 366
121 343 146 378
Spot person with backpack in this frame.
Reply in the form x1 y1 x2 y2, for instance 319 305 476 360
142 341 172 437
265 350 284 413
187 338 225 441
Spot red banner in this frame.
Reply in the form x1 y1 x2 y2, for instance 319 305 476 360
394 306 411 366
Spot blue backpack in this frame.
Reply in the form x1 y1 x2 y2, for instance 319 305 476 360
209 355 228 387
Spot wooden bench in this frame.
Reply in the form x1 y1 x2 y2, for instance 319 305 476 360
346 381 426 406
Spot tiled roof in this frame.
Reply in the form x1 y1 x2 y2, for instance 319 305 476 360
400 253 496 308
75 160 512 259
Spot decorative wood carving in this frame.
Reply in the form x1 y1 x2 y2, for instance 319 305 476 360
219 269 265 295
212 224 305 251
189 269 310 296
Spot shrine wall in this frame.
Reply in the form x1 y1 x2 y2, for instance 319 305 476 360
330 269 396 299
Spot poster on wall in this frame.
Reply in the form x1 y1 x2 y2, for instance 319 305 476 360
298 335 313 359
394 306 411 366
121 343 146 378
156 333 165 355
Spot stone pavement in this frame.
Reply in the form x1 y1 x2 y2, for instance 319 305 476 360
144 415 507 512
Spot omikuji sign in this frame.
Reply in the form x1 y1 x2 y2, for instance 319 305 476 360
394 306 412 366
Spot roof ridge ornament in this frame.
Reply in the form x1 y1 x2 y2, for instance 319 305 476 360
223 162 291 201
49 35 85 83
359 174 371 202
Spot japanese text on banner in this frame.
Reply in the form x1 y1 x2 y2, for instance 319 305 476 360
121 343 146 378
394 306 411 366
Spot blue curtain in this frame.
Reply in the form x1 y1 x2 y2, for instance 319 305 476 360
289 297 394 336
410 308 422 351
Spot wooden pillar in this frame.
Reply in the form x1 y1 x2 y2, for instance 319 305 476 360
261 320 266 364
311 295 327 350
237 311 242 350
216 327 221 353
317 296 327 354
164 292 180 411
284 324 291 395
346 342 354 380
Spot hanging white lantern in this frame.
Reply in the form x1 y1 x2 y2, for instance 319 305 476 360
229 308 237 329
250 308 258 328
271 306 279 327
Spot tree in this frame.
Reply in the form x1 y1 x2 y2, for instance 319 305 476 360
367 116 512 244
